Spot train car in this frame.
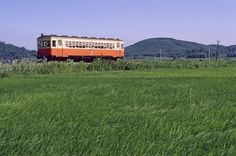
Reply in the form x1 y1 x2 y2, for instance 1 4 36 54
37 34 125 61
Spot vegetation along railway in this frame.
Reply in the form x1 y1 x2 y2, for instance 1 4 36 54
37 34 125 62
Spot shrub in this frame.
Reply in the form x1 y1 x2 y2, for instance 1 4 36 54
1 60 236 78
0 65 11 78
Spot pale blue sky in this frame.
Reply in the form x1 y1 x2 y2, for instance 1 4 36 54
0 0 235 49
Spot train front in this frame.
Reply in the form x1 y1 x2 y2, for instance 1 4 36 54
37 34 52 60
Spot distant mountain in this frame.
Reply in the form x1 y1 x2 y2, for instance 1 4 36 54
125 38 236 59
227 45 236 50
226 45 236 57
0 41 36 60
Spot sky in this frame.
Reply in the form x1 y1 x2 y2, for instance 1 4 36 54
0 0 235 50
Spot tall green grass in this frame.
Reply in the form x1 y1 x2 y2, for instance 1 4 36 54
0 69 236 155
1 60 236 78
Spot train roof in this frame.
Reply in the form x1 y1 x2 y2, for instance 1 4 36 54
38 34 123 41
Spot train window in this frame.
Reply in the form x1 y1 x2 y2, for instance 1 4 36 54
38 41 41 48
58 40 62 46
65 41 69 47
43 41 50 47
48 41 51 47
121 44 124 49
40 41 43 48
52 40 56 47
80 42 83 48
69 41 72 48
72 41 74 47
94 42 97 48
117 43 120 48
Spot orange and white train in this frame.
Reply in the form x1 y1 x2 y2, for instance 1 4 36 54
37 34 125 61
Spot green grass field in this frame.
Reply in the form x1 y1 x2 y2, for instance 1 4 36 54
0 68 236 155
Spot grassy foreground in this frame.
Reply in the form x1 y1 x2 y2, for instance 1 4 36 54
0 68 236 155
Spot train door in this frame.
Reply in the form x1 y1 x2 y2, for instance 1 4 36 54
57 40 63 57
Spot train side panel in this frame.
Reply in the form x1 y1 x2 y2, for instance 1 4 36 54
38 48 124 59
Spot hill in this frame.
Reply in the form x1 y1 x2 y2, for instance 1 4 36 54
0 41 36 60
226 45 236 57
1 39 235 60
125 38 236 59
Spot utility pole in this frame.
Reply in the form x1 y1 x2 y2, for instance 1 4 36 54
208 48 211 62
159 49 162 61
154 51 157 59
216 40 220 61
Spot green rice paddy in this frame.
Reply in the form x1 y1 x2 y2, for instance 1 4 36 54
0 67 236 155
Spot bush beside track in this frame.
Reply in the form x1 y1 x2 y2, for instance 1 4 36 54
1 60 236 78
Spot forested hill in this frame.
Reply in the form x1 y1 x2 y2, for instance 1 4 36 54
1 39 236 60
125 38 236 59
0 41 36 60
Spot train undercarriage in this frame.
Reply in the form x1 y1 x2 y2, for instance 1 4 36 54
37 55 122 62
